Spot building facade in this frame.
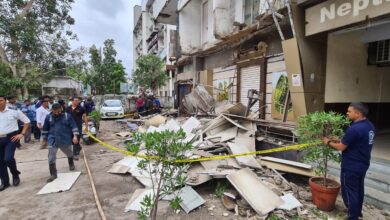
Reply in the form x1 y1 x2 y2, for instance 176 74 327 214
132 0 177 106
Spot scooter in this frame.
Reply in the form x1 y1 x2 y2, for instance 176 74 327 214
82 120 98 145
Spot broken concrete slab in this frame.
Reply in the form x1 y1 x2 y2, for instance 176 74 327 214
107 157 141 174
163 119 181 132
216 102 247 116
192 150 214 157
261 157 312 169
186 163 213 186
124 188 154 212
278 193 302 211
219 126 238 142
221 114 248 131
37 172 81 195
234 133 256 152
145 115 166 127
197 168 237 178
183 85 215 114
260 160 315 177
178 186 205 213
201 158 241 170
181 117 201 135
227 168 283 216
227 142 262 169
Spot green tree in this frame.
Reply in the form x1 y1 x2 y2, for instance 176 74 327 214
133 54 168 94
296 112 349 186
127 130 192 220
87 40 126 95
0 0 77 98
107 61 126 94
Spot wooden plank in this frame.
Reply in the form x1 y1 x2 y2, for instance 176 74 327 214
227 168 283 216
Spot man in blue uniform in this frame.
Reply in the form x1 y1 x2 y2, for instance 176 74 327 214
42 103 79 182
322 103 375 220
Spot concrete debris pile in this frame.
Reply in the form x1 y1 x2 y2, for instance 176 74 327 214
109 111 317 218
182 85 215 114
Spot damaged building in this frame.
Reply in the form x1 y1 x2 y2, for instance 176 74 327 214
131 0 390 211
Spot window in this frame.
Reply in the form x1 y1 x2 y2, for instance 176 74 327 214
377 40 390 63
244 0 269 25
368 39 390 66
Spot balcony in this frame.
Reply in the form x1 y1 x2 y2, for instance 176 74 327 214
152 0 177 25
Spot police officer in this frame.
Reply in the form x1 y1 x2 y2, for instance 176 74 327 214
322 102 375 220
42 103 79 182
0 95 30 191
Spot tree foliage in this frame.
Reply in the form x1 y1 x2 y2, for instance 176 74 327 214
133 54 168 94
0 0 78 98
86 40 126 95
127 130 192 220
296 111 350 186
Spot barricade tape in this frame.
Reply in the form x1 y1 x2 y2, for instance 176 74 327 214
85 131 320 163
120 107 162 118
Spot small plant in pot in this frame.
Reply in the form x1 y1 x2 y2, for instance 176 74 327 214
296 111 349 212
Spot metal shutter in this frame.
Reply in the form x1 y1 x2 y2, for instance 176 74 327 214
240 65 260 112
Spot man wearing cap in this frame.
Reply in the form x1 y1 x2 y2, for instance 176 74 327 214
322 102 375 220
42 103 79 182
0 95 30 191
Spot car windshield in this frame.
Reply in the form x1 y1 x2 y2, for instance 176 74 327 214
103 100 121 107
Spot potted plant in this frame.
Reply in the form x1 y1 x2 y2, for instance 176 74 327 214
296 111 349 211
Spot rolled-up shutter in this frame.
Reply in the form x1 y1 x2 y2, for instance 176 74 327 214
240 66 260 112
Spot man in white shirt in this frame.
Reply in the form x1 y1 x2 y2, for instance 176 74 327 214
0 95 30 191
36 96 50 149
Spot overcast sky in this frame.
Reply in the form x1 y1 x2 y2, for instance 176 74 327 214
69 0 141 75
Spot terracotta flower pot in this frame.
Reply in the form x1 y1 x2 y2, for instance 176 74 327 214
309 177 340 212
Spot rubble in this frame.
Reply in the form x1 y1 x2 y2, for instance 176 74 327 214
106 106 319 217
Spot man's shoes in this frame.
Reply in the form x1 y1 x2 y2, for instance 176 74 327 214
68 157 75 171
13 176 20 186
0 184 10 191
74 155 79 161
40 143 47 149
47 163 57 183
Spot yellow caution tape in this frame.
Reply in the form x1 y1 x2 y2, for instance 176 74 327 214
85 131 320 163
120 107 162 118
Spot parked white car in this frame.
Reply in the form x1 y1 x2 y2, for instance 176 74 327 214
100 99 125 119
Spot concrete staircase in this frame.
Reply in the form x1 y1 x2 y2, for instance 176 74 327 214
328 158 390 211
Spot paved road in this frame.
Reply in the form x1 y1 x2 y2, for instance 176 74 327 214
0 120 221 220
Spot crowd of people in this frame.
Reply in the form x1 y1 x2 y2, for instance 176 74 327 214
0 94 96 191
135 93 162 116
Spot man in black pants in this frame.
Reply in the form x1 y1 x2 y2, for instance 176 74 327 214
66 96 88 160
0 95 30 191
322 103 375 220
